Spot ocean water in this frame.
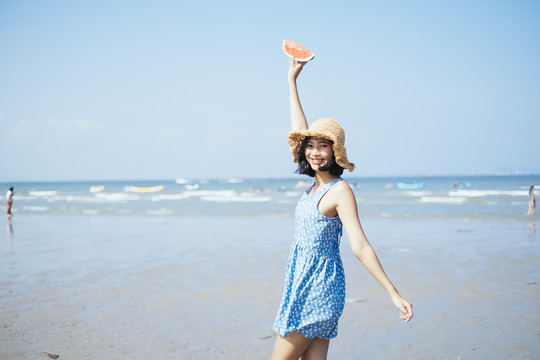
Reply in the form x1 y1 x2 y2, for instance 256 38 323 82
1 175 538 222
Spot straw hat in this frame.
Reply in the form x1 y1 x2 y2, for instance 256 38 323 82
287 118 355 172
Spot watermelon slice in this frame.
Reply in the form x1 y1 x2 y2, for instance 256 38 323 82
283 40 314 62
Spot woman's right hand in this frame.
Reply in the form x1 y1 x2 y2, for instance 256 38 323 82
288 58 307 83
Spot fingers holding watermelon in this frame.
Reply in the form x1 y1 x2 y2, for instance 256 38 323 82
288 59 307 82
284 40 313 82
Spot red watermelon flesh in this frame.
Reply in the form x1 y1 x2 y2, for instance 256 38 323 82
283 40 314 61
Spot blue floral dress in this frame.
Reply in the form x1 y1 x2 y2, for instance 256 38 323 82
273 178 346 339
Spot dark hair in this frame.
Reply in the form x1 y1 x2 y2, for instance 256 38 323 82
530 185 535 195
295 137 344 177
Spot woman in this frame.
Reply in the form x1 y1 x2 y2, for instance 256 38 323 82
6 186 13 218
271 59 413 360
529 185 536 215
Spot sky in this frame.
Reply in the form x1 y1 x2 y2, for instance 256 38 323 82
0 0 539 181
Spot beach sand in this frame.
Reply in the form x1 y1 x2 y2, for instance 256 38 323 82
1 215 539 359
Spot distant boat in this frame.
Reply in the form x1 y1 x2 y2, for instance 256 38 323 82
124 185 165 193
185 184 200 191
395 182 425 190
452 181 472 189
89 185 105 193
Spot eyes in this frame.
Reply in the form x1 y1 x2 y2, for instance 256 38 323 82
305 142 330 150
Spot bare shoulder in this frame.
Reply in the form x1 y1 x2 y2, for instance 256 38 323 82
335 179 354 194
329 180 356 203
331 180 360 219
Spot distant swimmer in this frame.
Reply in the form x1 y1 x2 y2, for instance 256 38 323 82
529 185 536 215
6 186 13 218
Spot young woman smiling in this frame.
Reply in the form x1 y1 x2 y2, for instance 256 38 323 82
270 59 413 360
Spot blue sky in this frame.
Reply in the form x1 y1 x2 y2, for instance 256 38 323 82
1 0 539 181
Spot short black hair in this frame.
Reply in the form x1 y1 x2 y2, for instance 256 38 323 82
295 137 344 177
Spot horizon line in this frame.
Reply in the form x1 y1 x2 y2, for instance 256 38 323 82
1 171 540 184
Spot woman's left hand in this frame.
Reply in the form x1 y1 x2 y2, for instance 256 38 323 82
391 294 413 322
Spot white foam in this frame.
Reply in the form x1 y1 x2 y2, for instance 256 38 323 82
151 194 187 201
404 191 433 197
152 189 267 202
285 191 302 197
146 208 175 215
448 190 528 197
420 196 467 204
22 206 50 211
28 191 58 197
201 192 271 203
94 193 140 202
186 190 237 198
41 193 141 203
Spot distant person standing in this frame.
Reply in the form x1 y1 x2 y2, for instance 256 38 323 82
6 186 13 218
529 185 536 215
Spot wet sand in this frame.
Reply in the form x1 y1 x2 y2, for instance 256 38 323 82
1 215 539 359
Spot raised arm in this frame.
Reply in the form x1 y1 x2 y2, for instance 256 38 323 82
288 59 309 131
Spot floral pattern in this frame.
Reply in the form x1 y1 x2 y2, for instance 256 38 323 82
273 178 346 339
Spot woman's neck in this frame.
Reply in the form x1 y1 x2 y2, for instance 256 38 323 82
313 171 339 187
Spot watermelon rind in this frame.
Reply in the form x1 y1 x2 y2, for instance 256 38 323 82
283 40 315 62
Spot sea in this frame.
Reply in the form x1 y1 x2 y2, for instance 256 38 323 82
1 174 538 222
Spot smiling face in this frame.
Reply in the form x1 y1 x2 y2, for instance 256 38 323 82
304 137 334 172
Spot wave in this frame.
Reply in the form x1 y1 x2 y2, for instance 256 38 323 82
448 190 528 197
403 191 434 197
285 191 302 197
94 193 141 202
146 208 176 215
61 193 140 203
151 190 273 203
151 194 188 201
8 175 539 220
27 191 58 197
420 196 467 204
201 192 271 203
21 206 50 211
